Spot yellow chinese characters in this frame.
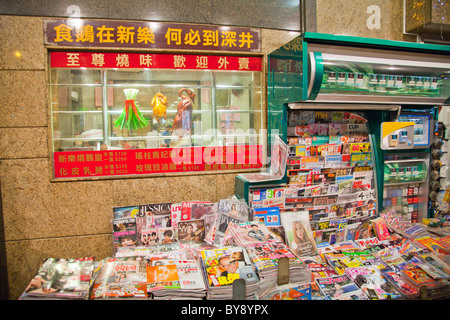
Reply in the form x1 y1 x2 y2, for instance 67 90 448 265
53 23 256 50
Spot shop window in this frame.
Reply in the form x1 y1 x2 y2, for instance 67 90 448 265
49 51 263 178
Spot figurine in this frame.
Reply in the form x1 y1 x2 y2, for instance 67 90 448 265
173 88 195 132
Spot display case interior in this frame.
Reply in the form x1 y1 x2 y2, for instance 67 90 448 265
50 62 263 152
308 46 450 104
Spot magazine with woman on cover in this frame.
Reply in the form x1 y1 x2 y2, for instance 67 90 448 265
281 211 318 258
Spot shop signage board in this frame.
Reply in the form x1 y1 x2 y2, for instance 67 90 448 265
50 51 262 71
44 19 261 53
54 145 263 178
47 19 263 179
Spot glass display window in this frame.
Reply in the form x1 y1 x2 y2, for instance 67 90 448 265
49 51 263 178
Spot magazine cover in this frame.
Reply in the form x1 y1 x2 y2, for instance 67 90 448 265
147 264 181 292
158 227 177 245
245 241 303 274
316 274 367 300
200 246 258 287
149 259 206 294
238 134 288 183
173 260 207 291
345 267 402 299
400 265 437 289
90 258 148 299
229 221 277 246
414 236 447 252
139 202 172 217
203 213 218 245
414 249 450 276
380 267 420 298
170 203 183 228
408 252 450 279
113 206 140 219
281 211 318 258
267 225 287 244
112 217 138 250
140 229 159 246
181 201 212 221
244 243 278 272
178 219 206 243
217 199 250 221
20 257 94 300
254 207 281 226
191 202 217 219
214 200 248 243
371 217 390 241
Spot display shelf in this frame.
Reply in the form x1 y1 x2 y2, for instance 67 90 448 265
384 159 428 185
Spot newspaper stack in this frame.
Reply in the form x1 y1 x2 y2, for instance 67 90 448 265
199 246 259 300
147 259 207 300
20 257 94 300
89 257 148 300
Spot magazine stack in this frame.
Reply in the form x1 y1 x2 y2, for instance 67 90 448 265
20 257 94 300
227 221 311 284
19 195 450 300
257 281 313 300
199 246 260 300
89 257 148 300
147 259 207 300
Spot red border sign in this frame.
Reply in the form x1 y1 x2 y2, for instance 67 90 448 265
54 145 263 178
50 51 262 71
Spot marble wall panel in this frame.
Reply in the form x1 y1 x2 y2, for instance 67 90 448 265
0 0 109 20
315 0 407 41
210 0 301 31
0 127 49 159
111 173 218 207
106 0 213 24
0 15 45 70
260 29 301 55
0 70 48 128
1 159 54 241
215 173 239 200
0 0 302 31
0 158 118 240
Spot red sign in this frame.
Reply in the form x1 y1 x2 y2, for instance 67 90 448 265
44 19 261 53
53 145 263 178
50 51 262 71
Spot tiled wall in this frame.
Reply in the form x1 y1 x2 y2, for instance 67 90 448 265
0 0 414 300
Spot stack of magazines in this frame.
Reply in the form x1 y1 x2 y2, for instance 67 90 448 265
245 241 310 283
380 210 426 239
199 246 259 300
147 259 207 300
20 257 94 300
228 221 311 284
89 257 148 300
